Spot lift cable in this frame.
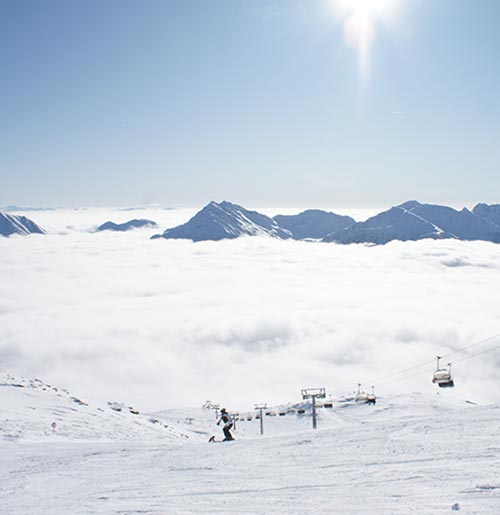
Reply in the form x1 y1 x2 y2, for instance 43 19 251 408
452 340 500 365
440 332 500 360
365 338 500 390
331 331 500 398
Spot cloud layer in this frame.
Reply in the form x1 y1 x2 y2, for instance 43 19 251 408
1 208 500 411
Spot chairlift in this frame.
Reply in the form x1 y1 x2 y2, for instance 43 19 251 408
366 386 376 405
323 394 334 408
355 383 370 403
432 356 454 388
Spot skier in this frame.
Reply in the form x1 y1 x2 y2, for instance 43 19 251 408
217 408 234 441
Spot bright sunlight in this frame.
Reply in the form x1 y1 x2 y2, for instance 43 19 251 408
329 0 401 78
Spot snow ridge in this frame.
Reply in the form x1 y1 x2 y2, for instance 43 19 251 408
0 211 45 237
0 373 189 442
152 200 292 241
324 201 500 244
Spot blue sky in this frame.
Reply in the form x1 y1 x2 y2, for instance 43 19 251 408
1 0 499 208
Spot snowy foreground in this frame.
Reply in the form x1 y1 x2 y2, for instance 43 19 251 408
2 377 500 514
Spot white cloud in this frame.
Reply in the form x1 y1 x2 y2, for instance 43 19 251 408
1 208 500 411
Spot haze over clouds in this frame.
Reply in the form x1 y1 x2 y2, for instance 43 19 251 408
1 208 500 412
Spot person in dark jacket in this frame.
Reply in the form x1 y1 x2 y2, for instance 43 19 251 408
217 408 234 441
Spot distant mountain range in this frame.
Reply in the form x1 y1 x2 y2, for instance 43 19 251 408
1 205 55 212
0 211 45 237
96 219 158 232
324 200 500 244
152 200 500 244
4 200 500 244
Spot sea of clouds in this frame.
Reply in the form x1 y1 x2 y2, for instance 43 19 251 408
1 207 500 412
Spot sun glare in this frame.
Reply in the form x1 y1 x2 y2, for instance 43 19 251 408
329 0 400 79
337 0 398 17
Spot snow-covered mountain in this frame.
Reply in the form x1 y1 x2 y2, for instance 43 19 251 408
473 203 500 228
273 209 355 240
324 200 500 244
96 219 158 232
0 211 45 237
149 200 500 245
152 201 292 241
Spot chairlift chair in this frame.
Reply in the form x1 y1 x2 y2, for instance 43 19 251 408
355 383 370 403
432 356 454 388
366 386 377 405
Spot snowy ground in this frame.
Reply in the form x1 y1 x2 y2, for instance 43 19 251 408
0 374 190 443
2 377 500 514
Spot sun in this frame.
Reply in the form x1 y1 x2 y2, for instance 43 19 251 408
328 0 401 78
336 0 398 18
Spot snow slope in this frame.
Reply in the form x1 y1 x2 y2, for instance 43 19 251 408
152 201 292 241
0 211 45 237
0 374 189 442
324 201 500 244
2 386 500 515
473 203 500 228
273 209 355 240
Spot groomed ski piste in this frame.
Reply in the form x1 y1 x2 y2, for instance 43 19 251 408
2 373 500 515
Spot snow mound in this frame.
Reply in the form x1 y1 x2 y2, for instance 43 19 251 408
0 374 189 442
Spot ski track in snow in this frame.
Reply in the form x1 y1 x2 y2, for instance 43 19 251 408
2 395 500 515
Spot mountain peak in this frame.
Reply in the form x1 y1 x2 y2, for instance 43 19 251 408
397 200 422 210
153 201 291 242
96 219 158 232
0 211 45 237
